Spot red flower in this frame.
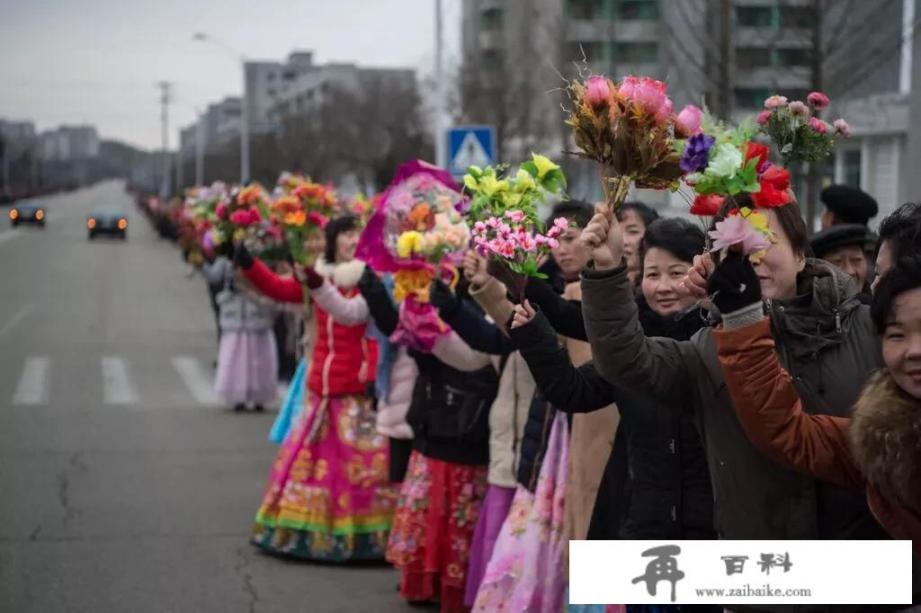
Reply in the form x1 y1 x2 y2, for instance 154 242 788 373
752 166 792 208
690 194 725 216
744 142 771 175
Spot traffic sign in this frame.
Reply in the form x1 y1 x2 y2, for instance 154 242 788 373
447 125 496 177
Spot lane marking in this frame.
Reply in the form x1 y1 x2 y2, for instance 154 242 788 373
0 304 32 338
171 356 219 406
13 357 50 405
101 356 139 405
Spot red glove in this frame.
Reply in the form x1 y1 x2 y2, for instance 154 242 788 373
295 264 324 290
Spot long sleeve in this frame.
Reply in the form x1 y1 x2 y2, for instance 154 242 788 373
469 277 515 335
580 264 695 405
713 318 864 489
431 331 495 372
509 310 616 413
242 258 304 304
310 282 369 326
439 299 514 355
357 270 399 336
525 279 586 341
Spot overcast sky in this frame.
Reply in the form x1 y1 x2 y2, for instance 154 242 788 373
1 0 461 150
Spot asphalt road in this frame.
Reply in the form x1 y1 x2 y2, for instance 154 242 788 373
0 181 414 613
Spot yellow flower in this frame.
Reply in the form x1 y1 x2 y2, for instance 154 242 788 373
463 174 478 191
396 231 423 258
531 153 559 180
479 174 509 197
514 168 537 192
740 207 769 233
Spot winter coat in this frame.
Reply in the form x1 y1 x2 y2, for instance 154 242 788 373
509 301 715 541
581 259 888 547
243 257 377 397
204 257 277 332
714 318 921 553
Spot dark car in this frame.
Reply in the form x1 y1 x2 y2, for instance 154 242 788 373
9 201 46 227
88 210 128 240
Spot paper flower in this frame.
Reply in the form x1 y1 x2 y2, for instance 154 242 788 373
744 142 771 175
756 110 772 125
764 95 788 109
396 230 424 258
788 101 810 117
833 118 851 137
708 143 744 178
709 212 773 256
690 194 725 216
808 117 828 134
751 166 792 208
584 76 612 110
675 105 703 137
807 91 830 109
679 133 715 173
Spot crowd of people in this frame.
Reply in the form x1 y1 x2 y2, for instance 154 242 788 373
164 166 921 612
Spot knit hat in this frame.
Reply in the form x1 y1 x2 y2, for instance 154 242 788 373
810 224 870 259
820 185 879 226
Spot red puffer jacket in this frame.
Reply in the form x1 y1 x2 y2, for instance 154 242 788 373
243 257 377 398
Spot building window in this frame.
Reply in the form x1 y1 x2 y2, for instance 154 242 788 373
734 87 773 109
616 41 658 63
843 149 861 188
480 7 503 30
780 6 814 29
736 5 774 27
776 48 810 67
618 0 659 20
566 0 602 19
736 46 771 69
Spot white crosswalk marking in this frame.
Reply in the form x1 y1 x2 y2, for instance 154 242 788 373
13 357 50 405
101 356 139 405
171 356 219 406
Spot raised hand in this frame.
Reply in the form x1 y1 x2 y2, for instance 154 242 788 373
463 250 491 287
707 250 762 314
510 300 537 329
580 203 624 271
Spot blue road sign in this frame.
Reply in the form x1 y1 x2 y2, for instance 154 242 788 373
447 125 496 176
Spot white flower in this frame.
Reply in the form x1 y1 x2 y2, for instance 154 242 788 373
707 143 743 178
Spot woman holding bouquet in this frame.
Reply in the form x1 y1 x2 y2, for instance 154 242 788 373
236 214 397 561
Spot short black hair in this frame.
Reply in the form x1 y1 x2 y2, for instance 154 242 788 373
640 217 706 268
618 201 659 228
547 199 593 229
324 214 359 263
877 202 921 261
871 255 921 334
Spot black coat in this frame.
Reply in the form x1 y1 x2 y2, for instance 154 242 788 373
508 297 716 540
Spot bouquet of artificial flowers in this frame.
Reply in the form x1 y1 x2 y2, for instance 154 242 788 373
269 175 338 265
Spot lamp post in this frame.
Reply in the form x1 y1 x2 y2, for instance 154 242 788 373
192 32 250 184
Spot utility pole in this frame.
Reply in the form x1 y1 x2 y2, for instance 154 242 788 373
434 0 447 169
195 109 205 186
805 0 825 234
157 81 172 198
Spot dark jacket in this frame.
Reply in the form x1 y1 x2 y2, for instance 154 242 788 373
581 259 887 544
509 300 715 539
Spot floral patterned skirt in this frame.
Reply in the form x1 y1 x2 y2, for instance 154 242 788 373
473 412 569 612
386 450 488 612
252 393 398 561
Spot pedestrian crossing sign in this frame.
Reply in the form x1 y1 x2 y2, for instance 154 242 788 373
448 125 496 177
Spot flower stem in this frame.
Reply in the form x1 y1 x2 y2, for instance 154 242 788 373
602 174 632 214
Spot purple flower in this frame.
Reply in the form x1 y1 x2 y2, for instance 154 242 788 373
679 133 716 174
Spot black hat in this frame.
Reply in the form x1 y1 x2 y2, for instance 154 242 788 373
810 224 870 259
820 185 879 226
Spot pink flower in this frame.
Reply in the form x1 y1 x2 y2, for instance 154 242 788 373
675 105 703 137
833 118 851 137
230 209 256 228
535 234 549 245
553 217 570 229
547 238 560 249
215 202 228 220
584 76 612 110
808 117 828 134
307 211 328 228
756 110 772 125
787 101 810 117
763 95 788 109
708 215 772 256
486 217 501 229
519 235 538 253
807 91 830 110
654 97 674 125
620 75 670 117
505 209 526 223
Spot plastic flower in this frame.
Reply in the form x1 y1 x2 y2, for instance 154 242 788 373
764 95 788 109
744 142 771 175
708 143 744 178
807 91 831 110
505 209 526 223
283 210 307 226
833 118 851 137
396 231 424 258
514 167 537 191
531 154 559 181
675 105 703 137
751 166 792 208
215 202 228 220
679 133 715 173
584 76 612 110
620 76 670 118
756 110 772 125
690 194 724 216
709 213 772 255
788 101 810 117
808 117 829 134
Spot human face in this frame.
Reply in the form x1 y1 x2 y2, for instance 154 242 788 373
641 247 697 317
304 231 326 260
881 287 921 400
336 229 360 263
620 209 646 281
872 239 894 293
751 208 806 300
551 225 591 281
824 245 868 289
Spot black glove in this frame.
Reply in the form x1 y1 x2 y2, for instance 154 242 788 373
296 264 325 290
233 242 253 269
429 278 460 316
357 265 380 294
707 250 762 314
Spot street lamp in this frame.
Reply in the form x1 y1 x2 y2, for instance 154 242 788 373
192 32 251 185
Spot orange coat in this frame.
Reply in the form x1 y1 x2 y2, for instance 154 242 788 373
713 318 921 554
